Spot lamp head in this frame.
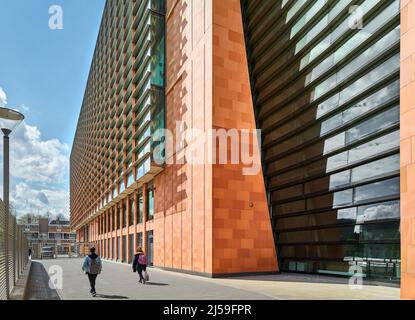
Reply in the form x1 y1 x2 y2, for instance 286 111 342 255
0 107 25 134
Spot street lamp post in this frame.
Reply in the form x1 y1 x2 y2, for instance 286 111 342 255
0 107 24 299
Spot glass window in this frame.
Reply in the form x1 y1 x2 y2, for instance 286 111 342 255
290 0 326 38
116 208 120 229
122 235 127 263
356 200 400 223
298 0 380 60
112 210 115 231
128 234 135 263
345 106 399 144
119 181 125 194
333 1 400 64
330 170 351 189
320 81 399 134
333 189 353 207
324 132 345 154
320 113 343 136
348 130 399 164
328 154 399 190
117 236 120 261
122 202 127 228
151 14 165 87
359 222 400 241
127 172 134 187
337 27 399 84
316 93 340 119
279 225 357 244
326 151 348 172
338 54 400 105
147 185 154 220
351 154 399 183
129 197 134 226
137 190 144 224
308 26 400 86
111 238 115 260
354 177 399 203
146 230 154 266
286 0 307 22
316 55 399 118
325 109 399 171
137 232 143 248
337 207 357 221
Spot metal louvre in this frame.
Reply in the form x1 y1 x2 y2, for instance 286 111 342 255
0 201 7 300
0 200 29 300
8 214 14 292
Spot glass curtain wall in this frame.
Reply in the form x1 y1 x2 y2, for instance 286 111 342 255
241 0 400 282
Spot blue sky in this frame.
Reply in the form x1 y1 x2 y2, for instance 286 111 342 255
0 0 105 218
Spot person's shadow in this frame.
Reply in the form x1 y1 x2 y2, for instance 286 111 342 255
95 294 129 300
145 282 169 286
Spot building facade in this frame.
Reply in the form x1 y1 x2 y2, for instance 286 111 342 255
71 0 277 275
70 0 415 298
19 216 76 258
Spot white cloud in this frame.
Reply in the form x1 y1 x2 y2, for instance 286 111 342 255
7 182 69 218
21 104 30 113
0 86 70 218
6 122 70 184
0 87 7 106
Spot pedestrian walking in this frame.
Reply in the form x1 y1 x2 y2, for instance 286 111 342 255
132 247 148 284
82 247 102 297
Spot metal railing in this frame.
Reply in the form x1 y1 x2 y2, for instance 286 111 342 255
0 200 29 300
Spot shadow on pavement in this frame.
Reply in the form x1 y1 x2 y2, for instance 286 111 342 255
145 282 169 286
95 294 129 300
26 261 61 300
222 273 400 288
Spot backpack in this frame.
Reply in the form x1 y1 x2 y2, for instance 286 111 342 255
138 254 147 265
89 257 101 274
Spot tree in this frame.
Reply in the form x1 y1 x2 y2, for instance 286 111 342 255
17 213 40 225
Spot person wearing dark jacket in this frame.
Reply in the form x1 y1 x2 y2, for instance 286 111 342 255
82 247 102 297
132 247 147 284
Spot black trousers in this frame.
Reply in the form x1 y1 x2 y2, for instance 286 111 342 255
87 273 98 292
137 265 147 281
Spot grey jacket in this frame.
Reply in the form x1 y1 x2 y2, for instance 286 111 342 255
82 254 102 274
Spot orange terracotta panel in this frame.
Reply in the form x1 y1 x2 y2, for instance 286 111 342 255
211 0 278 275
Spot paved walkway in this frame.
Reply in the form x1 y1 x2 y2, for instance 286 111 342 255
26 258 400 300
26 261 60 300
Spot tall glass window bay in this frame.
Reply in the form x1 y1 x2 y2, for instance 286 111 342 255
241 0 400 282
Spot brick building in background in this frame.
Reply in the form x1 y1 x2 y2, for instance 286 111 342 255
19 215 76 258
70 0 415 298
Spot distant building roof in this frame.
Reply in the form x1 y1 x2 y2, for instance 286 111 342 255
50 219 70 225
